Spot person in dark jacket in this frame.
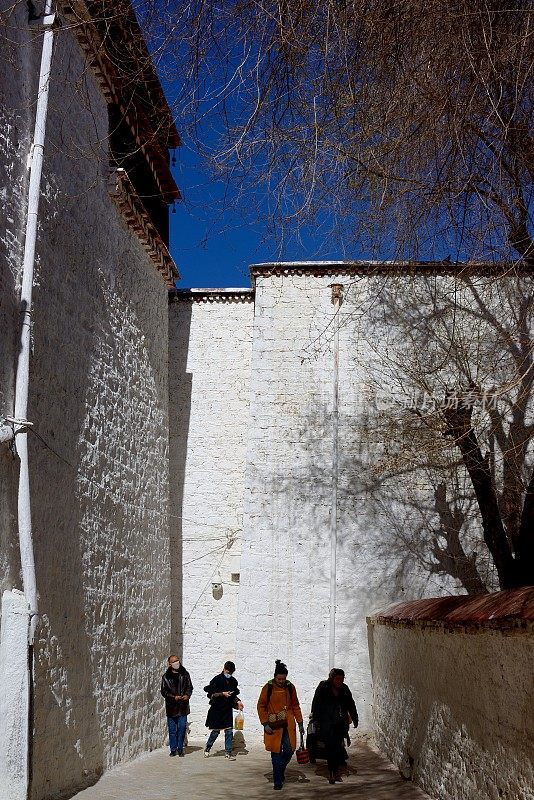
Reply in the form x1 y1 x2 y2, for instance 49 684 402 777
161 655 193 757
203 661 244 760
311 668 358 784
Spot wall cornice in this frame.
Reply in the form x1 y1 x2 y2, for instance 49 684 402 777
171 289 254 304
108 169 178 288
250 260 533 281
63 0 180 204
367 587 534 633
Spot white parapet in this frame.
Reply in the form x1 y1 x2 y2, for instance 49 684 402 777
0 589 30 800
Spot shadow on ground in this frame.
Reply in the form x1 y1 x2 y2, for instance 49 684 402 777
72 739 433 800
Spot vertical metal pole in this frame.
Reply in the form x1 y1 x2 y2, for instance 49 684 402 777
329 284 343 670
14 4 56 647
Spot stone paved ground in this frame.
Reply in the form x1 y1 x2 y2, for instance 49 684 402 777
72 736 432 800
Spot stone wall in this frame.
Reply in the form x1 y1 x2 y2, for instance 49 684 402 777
368 590 534 800
0 0 33 598
169 266 527 743
168 291 254 733
234 268 461 732
0 8 171 798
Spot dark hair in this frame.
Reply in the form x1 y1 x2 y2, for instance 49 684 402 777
224 661 236 672
274 659 288 677
329 668 345 680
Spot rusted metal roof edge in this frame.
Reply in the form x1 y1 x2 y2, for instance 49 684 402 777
367 587 534 631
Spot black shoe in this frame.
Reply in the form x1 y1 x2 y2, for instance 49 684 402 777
273 784 283 791
170 751 177 757
178 751 184 757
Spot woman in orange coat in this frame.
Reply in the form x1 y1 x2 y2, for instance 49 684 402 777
257 660 304 790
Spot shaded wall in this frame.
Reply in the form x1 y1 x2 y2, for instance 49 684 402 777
0 8 171 798
168 292 254 733
368 590 534 800
0 0 33 601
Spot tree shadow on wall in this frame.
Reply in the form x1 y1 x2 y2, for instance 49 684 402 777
357 272 534 594
288 273 534 606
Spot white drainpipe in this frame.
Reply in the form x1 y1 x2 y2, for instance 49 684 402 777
329 284 344 670
14 1 57 644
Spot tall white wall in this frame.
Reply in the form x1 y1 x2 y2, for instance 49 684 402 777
168 294 254 733
0 9 171 798
235 271 456 732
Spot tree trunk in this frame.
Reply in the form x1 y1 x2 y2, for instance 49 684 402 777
516 469 534 585
444 405 520 588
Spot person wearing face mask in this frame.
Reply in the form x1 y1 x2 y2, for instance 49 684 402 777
203 661 244 760
161 655 193 757
257 659 304 790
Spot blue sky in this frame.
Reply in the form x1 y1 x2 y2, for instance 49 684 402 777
169 141 269 289
168 139 358 289
150 20 365 289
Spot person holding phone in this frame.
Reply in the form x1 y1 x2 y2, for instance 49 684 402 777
203 661 244 760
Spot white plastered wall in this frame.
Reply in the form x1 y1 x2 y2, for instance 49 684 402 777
0 8 172 798
0 591 30 800
235 271 457 732
168 294 254 734
368 620 534 800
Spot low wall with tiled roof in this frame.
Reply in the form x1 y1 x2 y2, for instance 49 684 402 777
367 588 534 800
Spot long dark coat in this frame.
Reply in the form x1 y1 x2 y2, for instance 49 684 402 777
161 665 193 717
204 672 240 729
311 680 358 740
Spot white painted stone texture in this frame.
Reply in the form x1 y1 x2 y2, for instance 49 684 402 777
235 272 458 734
369 621 534 800
1 11 171 799
0 591 30 800
168 295 254 733
0 0 32 599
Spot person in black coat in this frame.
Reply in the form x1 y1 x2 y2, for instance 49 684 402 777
311 668 358 783
203 661 244 760
161 655 194 756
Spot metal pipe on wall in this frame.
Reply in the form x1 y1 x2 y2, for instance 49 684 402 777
14 2 56 646
329 284 344 670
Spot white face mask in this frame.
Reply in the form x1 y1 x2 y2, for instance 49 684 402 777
223 671 232 678
170 662 180 670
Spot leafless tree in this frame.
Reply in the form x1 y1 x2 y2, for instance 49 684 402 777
139 0 534 264
133 1 534 587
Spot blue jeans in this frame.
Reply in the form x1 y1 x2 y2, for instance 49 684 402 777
167 715 187 753
206 727 233 754
271 729 293 786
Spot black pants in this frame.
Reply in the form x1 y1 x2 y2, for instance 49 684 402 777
325 737 345 773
